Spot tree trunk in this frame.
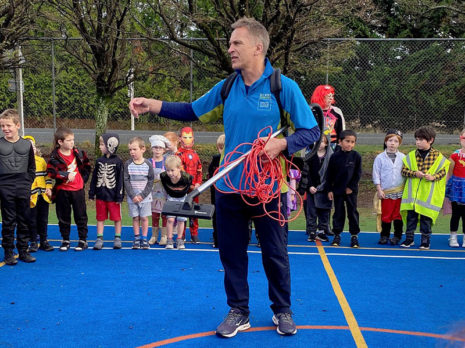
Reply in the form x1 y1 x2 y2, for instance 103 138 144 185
95 95 110 157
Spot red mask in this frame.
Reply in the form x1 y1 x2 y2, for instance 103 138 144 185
180 127 194 149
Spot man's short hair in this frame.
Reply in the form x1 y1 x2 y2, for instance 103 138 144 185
129 136 146 149
232 17 269 56
0 109 20 125
414 126 436 143
165 155 182 169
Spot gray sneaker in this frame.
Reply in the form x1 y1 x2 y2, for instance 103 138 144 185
93 237 104 250
113 237 122 249
272 313 297 336
165 238 174 249
176 238 185 250
216 309 250 338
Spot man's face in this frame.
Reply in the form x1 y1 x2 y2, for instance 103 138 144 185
228 27 259 70
180 130 194 149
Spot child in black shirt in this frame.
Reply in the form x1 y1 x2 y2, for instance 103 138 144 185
160 155 193 250
325 130 362 248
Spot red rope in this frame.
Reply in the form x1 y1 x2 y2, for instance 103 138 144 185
214 126 303 226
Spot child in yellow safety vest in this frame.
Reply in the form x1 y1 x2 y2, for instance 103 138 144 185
23 135 54 252
400 126 449 250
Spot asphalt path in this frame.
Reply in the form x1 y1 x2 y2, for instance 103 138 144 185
24 128 458 146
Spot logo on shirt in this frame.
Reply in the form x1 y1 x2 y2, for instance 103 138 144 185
258 93 272 111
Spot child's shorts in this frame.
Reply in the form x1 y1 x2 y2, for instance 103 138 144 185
165 196 187 222
128 201 152 218
96 199 122 221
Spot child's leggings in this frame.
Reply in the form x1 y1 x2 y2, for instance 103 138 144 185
450 201 465 233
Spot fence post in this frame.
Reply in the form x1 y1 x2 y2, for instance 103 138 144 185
15 46 25 136
51 39 57 132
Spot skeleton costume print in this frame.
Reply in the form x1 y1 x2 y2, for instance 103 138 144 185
88 133 124 202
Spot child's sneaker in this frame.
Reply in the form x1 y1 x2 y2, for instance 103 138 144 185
378 236 388 245
350 235 359 248
39 241 54 251
159 236 167 246
307 232 316 242
176 238 185 250
141 239 150 249
316 232 329 242
28 242 39 252
389 236 400 245
113 237 122 249
449 234 459 247
93 237 104 250
331 235 341 246
74 240 88 251
419 242 430 250
132 239 141 249
191 235 200 244
463 235 465 248
400 239 414 248
165 238 174 249
59 240 71 252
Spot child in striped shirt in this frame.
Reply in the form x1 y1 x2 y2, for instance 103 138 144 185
124 137 155 249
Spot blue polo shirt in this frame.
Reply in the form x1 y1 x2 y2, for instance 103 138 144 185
191 59 317 193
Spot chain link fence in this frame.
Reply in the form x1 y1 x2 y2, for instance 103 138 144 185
1 38 464 135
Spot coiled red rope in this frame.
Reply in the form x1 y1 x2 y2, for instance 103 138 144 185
214 126 303 226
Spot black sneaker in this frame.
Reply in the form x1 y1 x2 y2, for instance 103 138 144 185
59 240 71 252
74 240 88 251
272 313 297 336
331 235 341 246
390 236 400 245
400 239 414 248
29 242 39 253
307 232 316 242
316 232 329 242
216 309 251 338
378 236 388 245
419 242 430 250
3 249 17 265
18 250 36 263
350 235 359 248
39 241 54 251
191 235 200 244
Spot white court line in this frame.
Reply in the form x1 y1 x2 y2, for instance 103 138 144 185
288 250 465 260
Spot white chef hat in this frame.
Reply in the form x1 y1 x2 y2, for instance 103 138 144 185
149 135 170 148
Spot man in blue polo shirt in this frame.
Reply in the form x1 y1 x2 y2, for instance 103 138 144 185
129 17 319 338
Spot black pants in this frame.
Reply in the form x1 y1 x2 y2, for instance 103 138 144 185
0 187 30 251
216 191 291 315
450 202 465 233
28 195 50 243
305 194 331 234
55 189 88 241
405 210 432 238
332 193 360 235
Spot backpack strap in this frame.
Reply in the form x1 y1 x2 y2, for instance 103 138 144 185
220 68 286 129
220 72 239 105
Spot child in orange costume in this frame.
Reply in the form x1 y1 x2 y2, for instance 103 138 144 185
176 127 202 243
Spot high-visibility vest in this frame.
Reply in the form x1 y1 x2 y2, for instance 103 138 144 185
400 150 449 224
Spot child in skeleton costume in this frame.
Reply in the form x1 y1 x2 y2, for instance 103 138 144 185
148 134 170 245
89 133 124 249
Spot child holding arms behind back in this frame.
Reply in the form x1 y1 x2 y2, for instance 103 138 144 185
372 129 405 245
23 135 54 252
47 127 91 252
160 155 193 250
124 137 154 249
88 133 124 250
400 126 449 249
325 130 362 248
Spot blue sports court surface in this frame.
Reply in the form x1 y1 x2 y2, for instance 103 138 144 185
1 224 465 347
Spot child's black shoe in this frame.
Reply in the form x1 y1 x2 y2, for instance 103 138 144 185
350 235 359 248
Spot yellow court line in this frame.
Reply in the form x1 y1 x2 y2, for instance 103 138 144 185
315 240 368 348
